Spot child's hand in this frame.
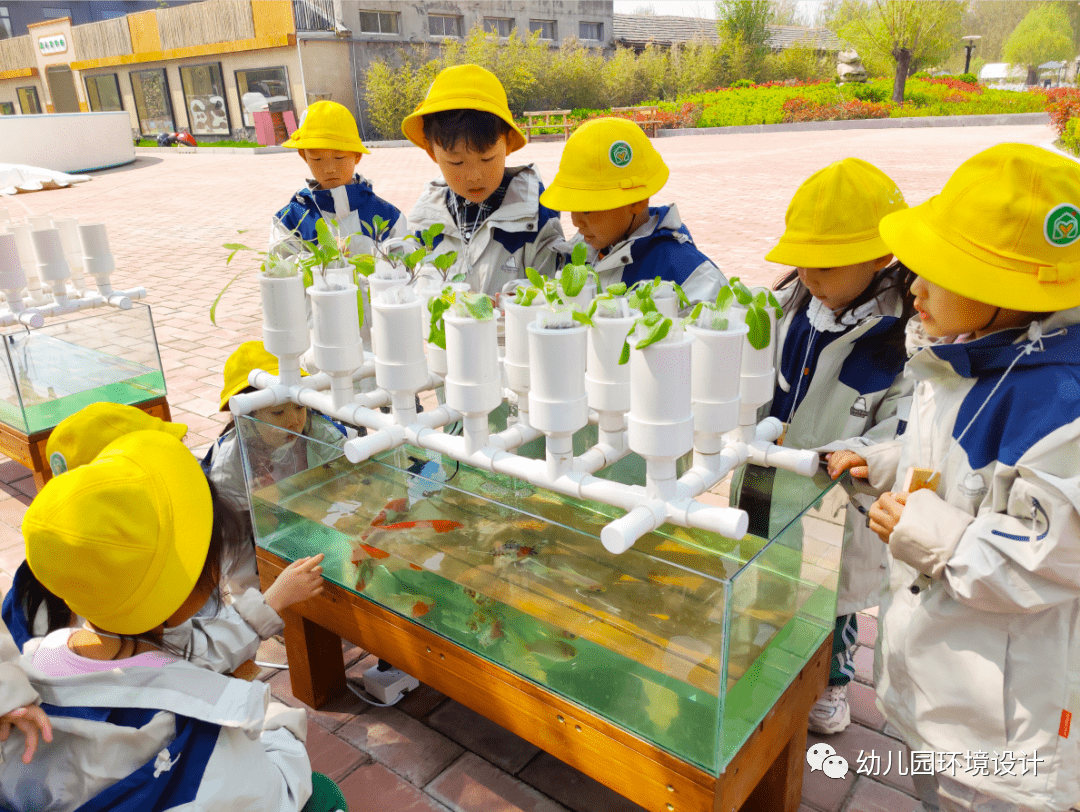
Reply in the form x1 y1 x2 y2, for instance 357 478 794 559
868 491 908 544
0 704 53 764
827 450 869 480
265 553 325 614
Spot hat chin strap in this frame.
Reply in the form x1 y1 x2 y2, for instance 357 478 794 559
979 307 1002 333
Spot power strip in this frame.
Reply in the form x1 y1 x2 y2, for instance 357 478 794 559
362 664 419 704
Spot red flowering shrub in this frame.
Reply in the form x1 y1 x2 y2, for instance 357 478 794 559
1037 88 1080 137
926 77 983 95
781 96 891 122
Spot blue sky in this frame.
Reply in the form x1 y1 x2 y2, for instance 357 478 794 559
612 1 822 25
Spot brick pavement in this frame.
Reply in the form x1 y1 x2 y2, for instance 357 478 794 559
0 122 1059 812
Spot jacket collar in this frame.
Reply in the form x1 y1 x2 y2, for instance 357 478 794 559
411 165 541 233
22 634 269 734
588 204 689 271
297 174 373 212
917 305 1080 379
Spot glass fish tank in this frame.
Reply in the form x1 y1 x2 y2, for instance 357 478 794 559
238 413 845 776
0 303 166 434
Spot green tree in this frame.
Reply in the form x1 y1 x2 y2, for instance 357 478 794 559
363 48 440 140
837 1 965 102
1002 3 1074 85
716 0 775 56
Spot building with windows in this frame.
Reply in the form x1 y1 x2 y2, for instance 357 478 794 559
612 13 842 54
0 1 613 140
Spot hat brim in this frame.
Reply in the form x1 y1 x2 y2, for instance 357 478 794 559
765 232 894 268
540 165 669 212
880 203 1080 312
282 135 370 154
402 98 527 155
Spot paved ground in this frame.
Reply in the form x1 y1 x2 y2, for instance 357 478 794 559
0 122 1059 812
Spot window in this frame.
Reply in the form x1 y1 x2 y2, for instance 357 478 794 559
0 102 13 115
0 6 11 39
180 62 229 135
85 74 123 112
42 7 70 20
130 69 174 135
16 87 40 115
579 22 602 41
428 14 461 38
236 66 290 126
358 10 398 34
529 20 556 40
484 17 513 37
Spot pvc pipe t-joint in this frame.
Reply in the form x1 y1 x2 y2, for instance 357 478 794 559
601 501 667 554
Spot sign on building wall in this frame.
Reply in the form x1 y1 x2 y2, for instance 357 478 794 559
38 34 68 56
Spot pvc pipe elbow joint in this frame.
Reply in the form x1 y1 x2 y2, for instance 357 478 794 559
229 384 289 416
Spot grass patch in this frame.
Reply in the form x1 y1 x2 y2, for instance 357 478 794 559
136 138 263 148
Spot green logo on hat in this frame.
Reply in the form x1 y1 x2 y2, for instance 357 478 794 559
49 452 67 476
609 140 633 168
1046 203 1080 247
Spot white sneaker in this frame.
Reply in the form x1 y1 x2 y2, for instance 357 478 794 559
808 684 850 734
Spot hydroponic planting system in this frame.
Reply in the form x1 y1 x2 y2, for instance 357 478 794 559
232 250 821 555
0 207 146 327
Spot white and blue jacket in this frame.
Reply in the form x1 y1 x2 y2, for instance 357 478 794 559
579 204 725 305
859 305 1080 811
271 174 406 257
408 165 565 296
0 630 311 811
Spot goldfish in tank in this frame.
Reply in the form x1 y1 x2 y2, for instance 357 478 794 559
380 592 435 618
524 639 578 662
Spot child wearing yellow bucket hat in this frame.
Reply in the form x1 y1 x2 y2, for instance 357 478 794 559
209 341 346 594
3 401 325 676
2 430 355 811
745 157 914 737
539 116 724 304
403 64 565 296
829 144 1080 812
273 99 405 259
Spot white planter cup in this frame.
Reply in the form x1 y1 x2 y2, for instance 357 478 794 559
78 222 116 294
260 274 310 385
627 331 694 461
501 299 542 395
738 306 777 408
372 297 428 394
0 232 27 296
688 321 749 448
585 312 636 414
527 320 588 434
52 217 86 291
444 313 500 417
30 228 69 286
308 283 363 376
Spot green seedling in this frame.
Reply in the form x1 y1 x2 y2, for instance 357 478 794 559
427 287 494 349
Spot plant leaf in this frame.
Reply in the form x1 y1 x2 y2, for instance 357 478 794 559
746 306 771 350
716 286 734 311
618 340 631 365
560 263 587 297
731 277 753 305
606 281 627 297
209 269 245 326
634 315 671 350
571 241 588 266
463 293 494 321
353 254 376 277
571 310 593 327
525 266 544 289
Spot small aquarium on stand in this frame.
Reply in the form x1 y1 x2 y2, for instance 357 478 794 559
0 302 166 435
239 414 846 780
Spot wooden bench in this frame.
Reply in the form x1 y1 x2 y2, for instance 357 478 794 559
613 105 661 137
521 109 573 142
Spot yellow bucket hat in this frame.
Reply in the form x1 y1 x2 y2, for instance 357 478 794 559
221 340 306 411
766 158 907 268
539 117 669 212
401 64 526 156
282 101 370 154
880 143 1080 312
24 431 213 635
46 402 187 477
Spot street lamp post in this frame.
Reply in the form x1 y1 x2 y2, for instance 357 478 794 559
962 35 982 76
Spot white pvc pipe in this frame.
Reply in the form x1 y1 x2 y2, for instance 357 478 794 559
746 439 819 477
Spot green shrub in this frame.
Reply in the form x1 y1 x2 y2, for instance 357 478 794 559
1063 117 1080 156
731 78 754 88
364 47 440 139
958 73 978 84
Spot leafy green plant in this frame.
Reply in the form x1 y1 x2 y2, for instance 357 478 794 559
616 277 691 363
358 217 461 297
426 287 495 350
510 244 595 327
720 277 782 350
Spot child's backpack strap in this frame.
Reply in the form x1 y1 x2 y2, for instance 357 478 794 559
66 709 221 812
2 561 34 651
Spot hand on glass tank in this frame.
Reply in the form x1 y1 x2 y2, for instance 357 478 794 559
265 553 325 614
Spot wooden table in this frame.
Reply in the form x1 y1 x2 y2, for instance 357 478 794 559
259 547 830 812
521 110 573 142
0 395 171 489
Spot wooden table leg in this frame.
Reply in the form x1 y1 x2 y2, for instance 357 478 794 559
279 606 347 709
742 723 810 812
